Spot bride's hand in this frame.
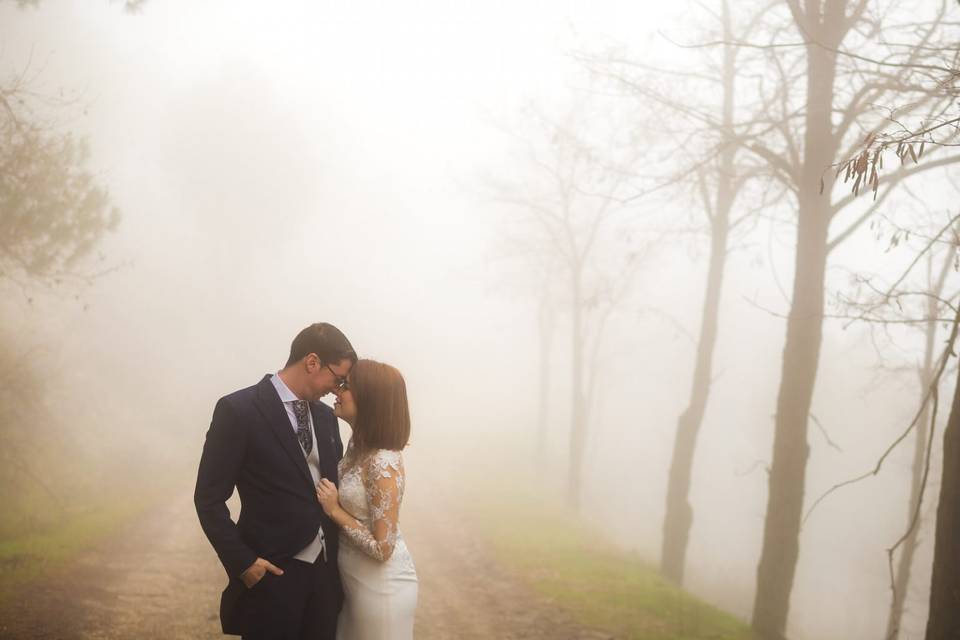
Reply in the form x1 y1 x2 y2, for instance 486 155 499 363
316 478 340 517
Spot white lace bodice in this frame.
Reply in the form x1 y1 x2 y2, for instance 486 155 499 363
337 443 410 564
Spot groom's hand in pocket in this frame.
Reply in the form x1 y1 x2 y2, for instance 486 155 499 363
240 557 284 589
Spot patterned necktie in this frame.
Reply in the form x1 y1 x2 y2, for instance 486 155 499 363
292 400 313 456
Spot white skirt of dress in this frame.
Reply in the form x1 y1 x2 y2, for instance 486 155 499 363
336 537 418 640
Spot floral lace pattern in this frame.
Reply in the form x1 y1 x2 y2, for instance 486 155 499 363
337 444 405 562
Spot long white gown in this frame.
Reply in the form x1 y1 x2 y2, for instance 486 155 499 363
335 444 418 640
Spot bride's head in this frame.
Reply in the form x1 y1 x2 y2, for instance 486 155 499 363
334 359 410 455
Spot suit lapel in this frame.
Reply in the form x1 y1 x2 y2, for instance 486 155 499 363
254 375 314 491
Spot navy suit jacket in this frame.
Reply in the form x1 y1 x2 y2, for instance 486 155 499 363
194 374 344 634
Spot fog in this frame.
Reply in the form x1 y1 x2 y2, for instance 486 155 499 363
2 1 956 639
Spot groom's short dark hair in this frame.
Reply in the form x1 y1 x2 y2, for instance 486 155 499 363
286 322 357 367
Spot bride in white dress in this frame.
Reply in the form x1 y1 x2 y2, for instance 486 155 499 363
316 359 418 640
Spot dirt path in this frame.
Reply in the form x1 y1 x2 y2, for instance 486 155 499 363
0 496 225 640
404 488 610 640
0 490 608 639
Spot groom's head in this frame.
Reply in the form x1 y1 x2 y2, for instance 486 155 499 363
282 322 357 401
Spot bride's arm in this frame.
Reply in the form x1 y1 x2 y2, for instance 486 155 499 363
316 453 404 562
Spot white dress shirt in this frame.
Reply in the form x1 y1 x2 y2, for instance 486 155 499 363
270 373 326 563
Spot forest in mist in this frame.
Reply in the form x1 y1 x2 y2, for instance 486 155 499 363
2 1 960 639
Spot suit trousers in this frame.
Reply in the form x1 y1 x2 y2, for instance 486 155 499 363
240 557 340 640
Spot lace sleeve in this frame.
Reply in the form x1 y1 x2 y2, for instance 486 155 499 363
339 450 405 562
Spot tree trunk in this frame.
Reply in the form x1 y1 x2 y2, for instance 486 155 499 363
537 294 555 470
887 253 948 639
660 0 736 586
886 338 933 639
752 35 839 640
568 268 587 511
926 349 960 639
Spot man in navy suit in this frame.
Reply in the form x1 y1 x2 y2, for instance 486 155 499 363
195 323 357 640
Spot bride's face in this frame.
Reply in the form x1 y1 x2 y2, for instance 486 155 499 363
333 387 357 425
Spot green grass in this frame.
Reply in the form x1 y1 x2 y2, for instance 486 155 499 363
0 463 182 608
0 496 149 605
474 492 755 640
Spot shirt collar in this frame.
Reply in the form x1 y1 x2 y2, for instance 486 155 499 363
270 372 301 404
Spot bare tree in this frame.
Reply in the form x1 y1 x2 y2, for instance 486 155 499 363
796 3 960 635
579 0 790 585
887 236 955 640
926 313 960 639
865 227 959 640
823 212 959 639
805 211 960 640
535 287 558 469
674 1 960 637
487 99 643 510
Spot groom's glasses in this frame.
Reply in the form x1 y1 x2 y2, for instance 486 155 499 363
325 363 350 391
